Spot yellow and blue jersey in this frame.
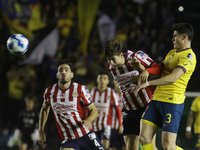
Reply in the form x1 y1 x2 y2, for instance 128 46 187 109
153 48 196 104
191 96 200 134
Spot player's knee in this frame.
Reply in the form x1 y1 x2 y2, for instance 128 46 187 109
139 134 151 145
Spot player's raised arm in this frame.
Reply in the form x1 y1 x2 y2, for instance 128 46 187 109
38 102 50 149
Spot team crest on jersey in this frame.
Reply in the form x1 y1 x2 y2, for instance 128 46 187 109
85 87 90 94
187 53 193 60
72 91 78 97
107 96 110 99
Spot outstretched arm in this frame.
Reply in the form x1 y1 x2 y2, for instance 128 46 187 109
81 102 98 129
38 102 50 149
134 67 184 95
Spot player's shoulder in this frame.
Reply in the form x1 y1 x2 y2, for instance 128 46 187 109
194 96 200 102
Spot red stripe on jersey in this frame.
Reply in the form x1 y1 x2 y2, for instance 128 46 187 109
121 93 132 110
104 89 108 103
96 116 100 131
129 92 140 109
72 112 87 136
112 69 117 76
107 102 112 125
56 113 71 139
53 113 64 139
118 67 125 74
69 85 74 101
92 89 97 102
138 90 148 106
53 85 59 103
61 89 66 102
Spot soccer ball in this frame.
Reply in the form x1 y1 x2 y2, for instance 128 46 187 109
7 34 29 55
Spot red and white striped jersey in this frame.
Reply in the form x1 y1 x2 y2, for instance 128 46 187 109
107 50 155 111
111 91 123 129
90 87 119 131
43 82 92 140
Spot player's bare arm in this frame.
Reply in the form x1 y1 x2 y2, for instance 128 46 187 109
81 102 98 129
38 102 50 149
134 67 185 96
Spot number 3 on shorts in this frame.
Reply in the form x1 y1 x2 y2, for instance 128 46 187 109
165 113 171 123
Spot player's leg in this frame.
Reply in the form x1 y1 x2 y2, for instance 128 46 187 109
139 122 157 150
122 106 147 150
161 131 178 150
139 101 162 150
152 134 158 150
110 129 118 150
124 134 139 150
161 102 184 150
102 126 111 150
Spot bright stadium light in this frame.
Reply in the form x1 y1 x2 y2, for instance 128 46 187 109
178 6 184 12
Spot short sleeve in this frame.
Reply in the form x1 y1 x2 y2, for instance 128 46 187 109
134 50 154 67
177 53 196 73
81 86 92 106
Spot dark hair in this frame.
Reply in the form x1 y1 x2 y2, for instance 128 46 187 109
98 71 109 76
57 59 73 72
24 94 35 101
104 38 123 58
172 23 194 41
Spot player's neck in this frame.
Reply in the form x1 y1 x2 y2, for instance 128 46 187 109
178 42 191 51
58 81 72 89
97 85 107 92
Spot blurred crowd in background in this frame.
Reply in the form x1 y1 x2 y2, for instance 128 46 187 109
0 0 200 149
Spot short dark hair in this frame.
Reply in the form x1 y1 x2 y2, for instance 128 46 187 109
172 23 194 41
98 71 109 76
24 94 35 101
104 38 123 58
57 59 73 72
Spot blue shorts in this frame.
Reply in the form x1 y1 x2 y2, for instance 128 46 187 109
60 131 105 150
141 100 184 133
122 106 147 135
195 134 200 148
95 126 111 140
110 129 126 148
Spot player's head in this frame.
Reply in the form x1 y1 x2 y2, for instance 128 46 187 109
24 94 35 111
56 59 74 84
172 23 194 50
104 38 125 69
97 71 110 89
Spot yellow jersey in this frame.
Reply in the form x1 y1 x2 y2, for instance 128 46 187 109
191 96 200 133
153 48 196 104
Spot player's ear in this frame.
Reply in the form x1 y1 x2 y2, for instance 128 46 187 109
71 72 74 78
120 52 123 57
